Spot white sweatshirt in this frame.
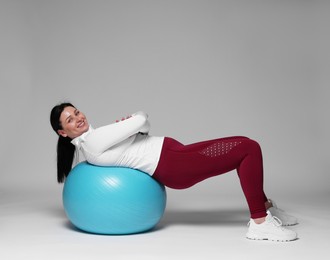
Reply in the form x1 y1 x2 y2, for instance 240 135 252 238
71 111 164 175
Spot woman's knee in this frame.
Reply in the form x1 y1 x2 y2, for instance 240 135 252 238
244 138 262 154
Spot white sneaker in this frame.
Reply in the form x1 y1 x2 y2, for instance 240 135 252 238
246 211 297 242
268 200 298 226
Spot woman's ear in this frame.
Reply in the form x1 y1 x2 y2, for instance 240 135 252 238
57 129 68 137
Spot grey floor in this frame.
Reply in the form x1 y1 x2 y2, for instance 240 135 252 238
1 186 329 260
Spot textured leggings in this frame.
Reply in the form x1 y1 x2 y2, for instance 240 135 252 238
152 136 268 219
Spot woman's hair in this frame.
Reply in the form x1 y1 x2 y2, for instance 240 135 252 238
50 102 76 183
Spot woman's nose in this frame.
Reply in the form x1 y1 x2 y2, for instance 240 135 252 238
76 115 84 122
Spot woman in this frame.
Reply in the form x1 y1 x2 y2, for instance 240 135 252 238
50 102 298 241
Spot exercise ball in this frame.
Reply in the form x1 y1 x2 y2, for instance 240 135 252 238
63 161 167 235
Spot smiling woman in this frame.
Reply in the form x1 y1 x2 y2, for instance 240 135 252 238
57 106 90 139
50 102 298 241
50 103 82 183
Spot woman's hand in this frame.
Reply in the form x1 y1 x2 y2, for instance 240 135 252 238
114 111 149 134
114 111 148 123
115 115 132 123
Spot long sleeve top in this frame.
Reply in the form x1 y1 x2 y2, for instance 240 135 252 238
71 111 164 175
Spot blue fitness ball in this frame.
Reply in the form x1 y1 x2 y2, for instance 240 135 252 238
62 161 167 235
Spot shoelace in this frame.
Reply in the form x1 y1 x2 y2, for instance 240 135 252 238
270 216 283 227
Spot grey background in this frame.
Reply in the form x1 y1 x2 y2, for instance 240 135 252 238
1 0 328 197
1 1 329 259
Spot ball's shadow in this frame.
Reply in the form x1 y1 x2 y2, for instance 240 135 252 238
61 208 248 235
157 208 248 229
59 205 248 235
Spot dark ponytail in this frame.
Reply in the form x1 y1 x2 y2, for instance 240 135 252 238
50 103 76 183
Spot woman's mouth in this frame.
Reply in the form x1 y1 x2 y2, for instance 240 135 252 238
77 120 85 128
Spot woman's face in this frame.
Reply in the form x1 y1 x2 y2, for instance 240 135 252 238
58 106 89 139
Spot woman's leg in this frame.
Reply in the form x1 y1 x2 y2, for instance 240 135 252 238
153 136 268 219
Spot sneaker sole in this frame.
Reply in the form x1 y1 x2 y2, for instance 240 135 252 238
282 222 298 227
246 233 297 242
246 236 297 242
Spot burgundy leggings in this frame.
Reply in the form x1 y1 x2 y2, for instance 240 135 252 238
153 136 268 219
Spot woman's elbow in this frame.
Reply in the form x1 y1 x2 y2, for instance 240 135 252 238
133 111 148 119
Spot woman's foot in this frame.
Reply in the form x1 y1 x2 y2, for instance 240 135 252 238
246 211 297 242
266 199 298 226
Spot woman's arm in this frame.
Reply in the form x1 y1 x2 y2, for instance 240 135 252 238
84 111 149 155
